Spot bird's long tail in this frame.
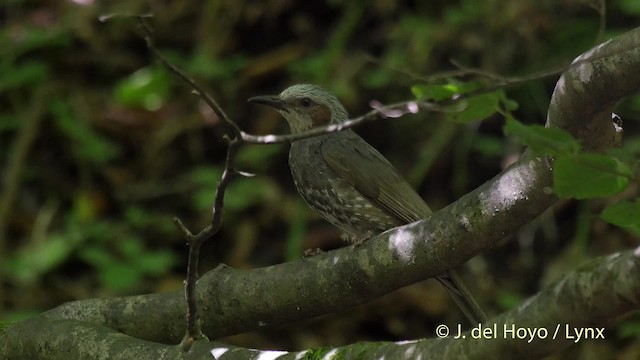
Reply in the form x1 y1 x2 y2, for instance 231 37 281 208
437 270 488 325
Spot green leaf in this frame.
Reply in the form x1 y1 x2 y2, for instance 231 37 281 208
411 81 504 123
411 81 482 101
136 251 177 275
188 166 280 211
224 177 279 212
411 84 456 101
500 96 519 112
124 206 155 228
50 99 120 164
79 247 115 268
601 200 640 234
363 68 392 89
189 53 248 80
70 191 100 224
118 236 144 258
504 118 582 156
496 290 524 310
471 135 506 157
236 144 285 171
114 66 171 110
188 166 222 210
0 61 49 92
554 153 631 199
188 166 223 185
3 234 75 284
445 91 500 123
0 26 71 57
100 264 142 291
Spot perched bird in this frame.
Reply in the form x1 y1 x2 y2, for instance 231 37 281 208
248 84 486 324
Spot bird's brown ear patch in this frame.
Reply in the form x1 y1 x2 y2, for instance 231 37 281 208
310 104 332 127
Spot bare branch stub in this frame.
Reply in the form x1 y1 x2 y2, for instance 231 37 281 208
172 217 193 240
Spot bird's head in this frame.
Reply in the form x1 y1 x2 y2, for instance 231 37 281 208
248 84 349 133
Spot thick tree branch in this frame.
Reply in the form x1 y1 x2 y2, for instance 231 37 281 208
3 247 639 359
34 149 556 342
349 246 640 360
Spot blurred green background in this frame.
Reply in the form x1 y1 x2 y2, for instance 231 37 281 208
1 0 639 357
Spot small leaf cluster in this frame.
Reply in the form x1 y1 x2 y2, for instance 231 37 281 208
413 80 639 234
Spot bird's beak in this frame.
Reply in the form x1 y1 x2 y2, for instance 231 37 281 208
247 95 289 112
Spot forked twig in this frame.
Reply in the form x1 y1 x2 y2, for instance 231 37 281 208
136 15 243 350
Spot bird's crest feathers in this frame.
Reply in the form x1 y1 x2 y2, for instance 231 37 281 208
278 84 349 131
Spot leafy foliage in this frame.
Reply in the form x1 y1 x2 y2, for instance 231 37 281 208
601 200 640 234
79 234 176 292
51 98 121 164
503 118 638 234
554 154 631 199
412 82 515 123
114 66 172 111
503 117 582 156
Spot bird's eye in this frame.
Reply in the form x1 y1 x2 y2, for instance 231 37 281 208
300 98 313 107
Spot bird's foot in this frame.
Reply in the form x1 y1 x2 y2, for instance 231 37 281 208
345 231 374 247
304 248 324 257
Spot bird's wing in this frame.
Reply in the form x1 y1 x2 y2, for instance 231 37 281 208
320 130 432 223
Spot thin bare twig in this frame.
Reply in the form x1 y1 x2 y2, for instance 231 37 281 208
243 55 617 145
135 17 241 139
129 14 245 350
363 53 470 82
237 77 510 145
241 100 438 144
449 59 566 84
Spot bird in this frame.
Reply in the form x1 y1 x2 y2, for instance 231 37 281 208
248 84 487 324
